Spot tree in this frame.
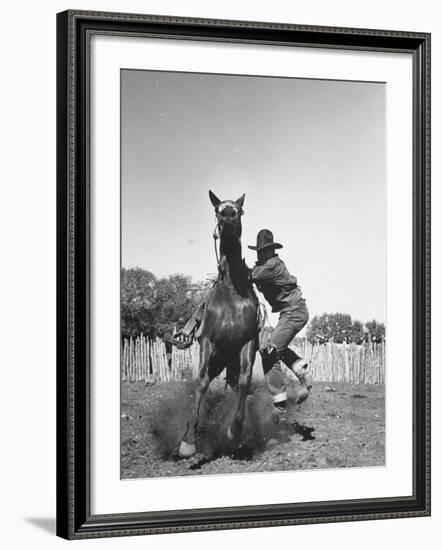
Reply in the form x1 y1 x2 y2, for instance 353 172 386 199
365 319 385 342
153 274 202 338
306 312 353 343
121 268 157 338
349 319 365 345
121 268 210 339
306 313 377 344
306 313 332 344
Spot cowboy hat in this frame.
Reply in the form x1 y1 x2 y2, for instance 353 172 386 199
248 229 283 251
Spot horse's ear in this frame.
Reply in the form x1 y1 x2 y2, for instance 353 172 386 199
235 194 245 209
209 190 221 208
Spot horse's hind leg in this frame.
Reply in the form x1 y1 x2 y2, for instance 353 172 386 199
227 339 257 441
178 340 224 458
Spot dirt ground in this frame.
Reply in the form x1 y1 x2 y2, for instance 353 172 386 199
121 378 385 479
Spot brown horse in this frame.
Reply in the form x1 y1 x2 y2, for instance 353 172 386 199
178 191 259 458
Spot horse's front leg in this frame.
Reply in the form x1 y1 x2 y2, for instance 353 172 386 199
178 339 212 458
227 338 257 441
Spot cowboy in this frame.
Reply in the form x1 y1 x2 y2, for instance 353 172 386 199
248 229 312 420
173 229 312 419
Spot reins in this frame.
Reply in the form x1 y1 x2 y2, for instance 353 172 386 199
256 289 274 348
212 221 221 270
212 220 273 348
212 214 272 350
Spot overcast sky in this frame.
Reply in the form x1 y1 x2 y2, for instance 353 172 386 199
121 69 386 324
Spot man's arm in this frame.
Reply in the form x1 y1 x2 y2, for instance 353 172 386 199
251 262 276 284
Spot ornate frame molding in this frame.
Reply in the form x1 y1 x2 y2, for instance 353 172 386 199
56 10 430 539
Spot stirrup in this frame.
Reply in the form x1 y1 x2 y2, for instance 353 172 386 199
171 330 194 350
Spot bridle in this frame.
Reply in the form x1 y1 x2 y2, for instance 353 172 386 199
210 199 271 341
212 201 244 271
212 220 221 269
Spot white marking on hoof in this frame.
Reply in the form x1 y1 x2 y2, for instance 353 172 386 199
178 440 196 458
227 425 234 440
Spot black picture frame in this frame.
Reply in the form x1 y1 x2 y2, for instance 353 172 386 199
56 9 431 540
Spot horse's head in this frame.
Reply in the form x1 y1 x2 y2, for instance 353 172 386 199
209 190 245 240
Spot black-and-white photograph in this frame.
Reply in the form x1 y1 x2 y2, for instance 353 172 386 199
120 69 386 479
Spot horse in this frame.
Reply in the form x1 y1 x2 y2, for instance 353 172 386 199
178 191 259 458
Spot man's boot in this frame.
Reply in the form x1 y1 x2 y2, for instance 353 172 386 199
260 346 278 375
278 348 312 404
261 347 288 424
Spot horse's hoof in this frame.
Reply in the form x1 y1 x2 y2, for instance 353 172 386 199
178 440 196 458
227 425 234 441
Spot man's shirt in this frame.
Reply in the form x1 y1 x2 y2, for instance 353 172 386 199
251 254 302 312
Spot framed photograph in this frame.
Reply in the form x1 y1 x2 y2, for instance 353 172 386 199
56 10 431 539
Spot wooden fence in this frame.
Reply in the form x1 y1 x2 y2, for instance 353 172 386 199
121 336 200 383
121 336 385 385
296 340 385 385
